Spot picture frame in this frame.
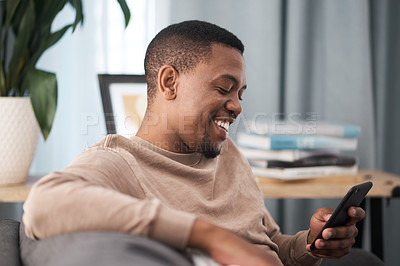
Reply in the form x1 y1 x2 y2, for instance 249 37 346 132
98 74 147 136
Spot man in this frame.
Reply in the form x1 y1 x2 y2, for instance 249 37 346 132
23 20 364 266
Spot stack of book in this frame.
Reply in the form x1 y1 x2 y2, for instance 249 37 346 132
236 121 360 180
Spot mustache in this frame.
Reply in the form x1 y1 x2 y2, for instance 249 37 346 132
211 111 237 120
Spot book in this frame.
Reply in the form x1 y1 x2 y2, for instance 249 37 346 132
248 121 360 138
252 164 358 180
236 133 358 151
248 155 357 168
238 147 340 162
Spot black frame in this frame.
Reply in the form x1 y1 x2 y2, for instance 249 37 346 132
98 74 147 134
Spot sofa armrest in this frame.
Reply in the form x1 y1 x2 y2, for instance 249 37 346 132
0 219 22 266
19 222 192 266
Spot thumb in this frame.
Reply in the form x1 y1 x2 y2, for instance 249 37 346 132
313 207 333 223
308 207 334 243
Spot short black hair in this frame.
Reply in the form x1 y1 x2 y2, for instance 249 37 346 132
144 20 244 103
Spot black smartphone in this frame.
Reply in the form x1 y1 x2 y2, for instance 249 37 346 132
310 181 373 250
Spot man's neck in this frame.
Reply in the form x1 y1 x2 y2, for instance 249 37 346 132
136 111 193 154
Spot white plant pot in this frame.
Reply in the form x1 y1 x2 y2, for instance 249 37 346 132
0 97 40 185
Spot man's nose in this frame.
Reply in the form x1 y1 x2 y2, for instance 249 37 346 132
225 96 242 117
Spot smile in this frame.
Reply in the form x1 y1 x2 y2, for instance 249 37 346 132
213 119 230 131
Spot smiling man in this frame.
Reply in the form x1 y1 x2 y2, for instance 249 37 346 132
138 22 247 159
138 41 246 158
23 21 365 266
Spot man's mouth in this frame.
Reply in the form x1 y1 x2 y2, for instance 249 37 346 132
213 119 231 132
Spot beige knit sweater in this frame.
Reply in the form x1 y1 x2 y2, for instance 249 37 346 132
23 135 321 265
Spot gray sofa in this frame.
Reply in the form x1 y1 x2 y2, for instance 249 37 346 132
1 219 21 266
0 219 384 266
0 219 192 266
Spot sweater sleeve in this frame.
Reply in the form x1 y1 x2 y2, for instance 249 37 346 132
22 146 196 250
264 210 322 266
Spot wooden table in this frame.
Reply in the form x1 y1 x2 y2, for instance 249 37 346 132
257 170 400 198
0 175 41 202
257 170 400 261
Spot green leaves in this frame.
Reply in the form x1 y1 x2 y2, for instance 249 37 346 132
2 0 20 45
69 0 84 32
1 0 131 139
117 0 131 28
0 62 5 96
27 69 57 140
7 0 35 95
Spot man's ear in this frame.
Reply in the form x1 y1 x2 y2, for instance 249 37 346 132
157 65 178 100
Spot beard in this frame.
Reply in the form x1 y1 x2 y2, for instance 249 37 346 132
200 132 222 158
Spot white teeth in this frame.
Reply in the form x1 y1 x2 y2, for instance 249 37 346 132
214 120 229 131
224 122 229 130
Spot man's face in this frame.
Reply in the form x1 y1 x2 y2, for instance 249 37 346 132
172 44 246 158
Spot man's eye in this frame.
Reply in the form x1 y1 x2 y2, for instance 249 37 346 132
218 88 229 94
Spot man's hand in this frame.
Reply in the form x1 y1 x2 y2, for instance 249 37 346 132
187 219 282 266
306 207 365 258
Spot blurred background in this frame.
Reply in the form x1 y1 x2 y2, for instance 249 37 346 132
1 0 399 264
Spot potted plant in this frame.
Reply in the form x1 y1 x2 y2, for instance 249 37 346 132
0 0 130 184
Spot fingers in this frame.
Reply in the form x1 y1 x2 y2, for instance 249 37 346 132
307 206 366 259
306 236 354 259
347 207 365 224
322 224 358 240
317 206 363 242
312 234 356 250
307 223 358 259
307 243 351 259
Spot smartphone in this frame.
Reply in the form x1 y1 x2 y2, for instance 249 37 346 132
310 181 373 250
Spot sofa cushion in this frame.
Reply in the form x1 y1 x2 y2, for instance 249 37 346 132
19 222 192 266
0 219 22 266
